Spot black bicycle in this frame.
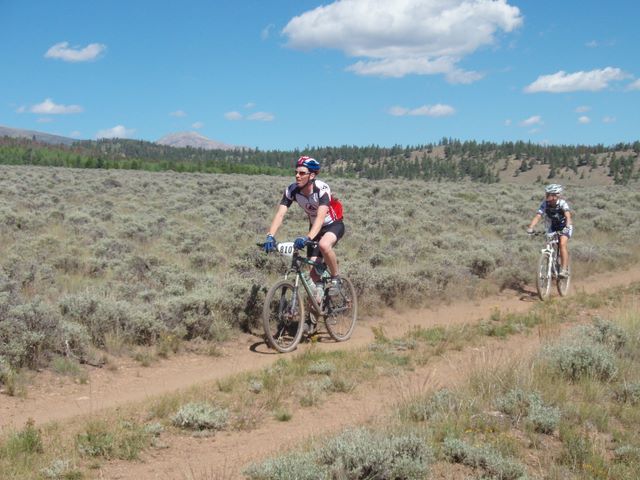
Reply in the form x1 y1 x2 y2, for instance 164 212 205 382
257 240 357 353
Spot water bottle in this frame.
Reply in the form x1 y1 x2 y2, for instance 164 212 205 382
314 281 324 306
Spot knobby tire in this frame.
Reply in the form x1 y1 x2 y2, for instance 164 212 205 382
324 276 358 342
536 252 552 301
262 280 305 353
557 262 571 297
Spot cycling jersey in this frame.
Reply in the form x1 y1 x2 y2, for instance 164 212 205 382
280 179 341 226
537 198 571 232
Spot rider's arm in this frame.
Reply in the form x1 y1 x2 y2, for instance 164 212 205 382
528 213 542 230
308 205 329 239
267 204 289 237
564 210 572 226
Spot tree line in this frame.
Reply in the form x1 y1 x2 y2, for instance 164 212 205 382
1 136 638 184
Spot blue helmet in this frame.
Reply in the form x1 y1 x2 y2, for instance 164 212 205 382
296 156 320 172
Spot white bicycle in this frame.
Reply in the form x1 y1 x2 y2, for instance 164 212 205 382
532 231 570 300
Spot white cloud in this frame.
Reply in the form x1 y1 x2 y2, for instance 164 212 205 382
225 111 243 121
388 103 455 117
628 79 640 90
244 102 256 109
170 110 187 117
575 105 590 113
602 116 616 123
524 67 629 93
36 117 54 123
283 0 522 81
520 115 543 127
19 98 83 114
96 125 135 139
504 119 512 126
247 112 275 121
191 121 204 129
578 116 590 124
45 41 106 62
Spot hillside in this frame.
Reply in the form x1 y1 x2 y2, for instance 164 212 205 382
0 134 639 185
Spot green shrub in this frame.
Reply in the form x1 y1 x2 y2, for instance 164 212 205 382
317 428 432 480
245 451 323 480
171 402 229 431
401 389 459 423
543 339 618 381
443 437 527 480
2 419 43 457
613 382 640 405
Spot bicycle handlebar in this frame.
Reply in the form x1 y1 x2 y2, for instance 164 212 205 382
256 240 319 251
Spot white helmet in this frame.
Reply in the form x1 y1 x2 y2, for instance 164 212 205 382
544 184 563 195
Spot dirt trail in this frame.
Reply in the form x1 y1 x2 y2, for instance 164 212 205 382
1 265 639 434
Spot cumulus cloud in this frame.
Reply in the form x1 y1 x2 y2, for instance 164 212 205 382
520 115 543 127
602 116 616 123
96 125 135 139
45 41 106 62
578 116 590 124
170 110 187 117
628 79 640 90
282 0 522 81
575 105 590 113
247 112 275 121
191 121 204 129
18 98 83 114
388 103 455 117
524 67 629 93
224 111 243 121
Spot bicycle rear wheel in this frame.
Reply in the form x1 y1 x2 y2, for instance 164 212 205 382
262 280 305 353
324 276 357 342
536 252 552 301
556 262 571 297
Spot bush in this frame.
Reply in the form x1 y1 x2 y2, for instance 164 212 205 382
443 437 527 480
316 428 432 480
245 451 323 480
543 339 618 381
171 402 229 431
401 389 459 422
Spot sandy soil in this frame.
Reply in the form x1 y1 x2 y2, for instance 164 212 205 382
1 265 639 479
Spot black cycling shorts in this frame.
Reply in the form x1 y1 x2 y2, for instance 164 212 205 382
307 220 345 258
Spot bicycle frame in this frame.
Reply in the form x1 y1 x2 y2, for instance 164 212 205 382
541 232 561 279
277 241 329 316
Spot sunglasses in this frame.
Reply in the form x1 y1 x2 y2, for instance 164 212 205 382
295 170 310 176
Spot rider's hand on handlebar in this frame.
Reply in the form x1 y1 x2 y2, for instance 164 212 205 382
264 234 277 253
526 227 534 235
294 236 310 250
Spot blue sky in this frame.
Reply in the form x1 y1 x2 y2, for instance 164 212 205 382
1 0 639 150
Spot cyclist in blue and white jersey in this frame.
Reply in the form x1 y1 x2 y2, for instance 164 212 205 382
263 156 345 286
527 184 573 278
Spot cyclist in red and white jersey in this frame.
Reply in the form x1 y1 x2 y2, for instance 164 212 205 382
264 156 345 285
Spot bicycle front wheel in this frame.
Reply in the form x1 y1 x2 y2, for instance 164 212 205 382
262 280 305 353
324 276 357 342
536 252 552 301
556 262 571 297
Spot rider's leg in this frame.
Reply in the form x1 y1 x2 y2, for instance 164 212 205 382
319 232 339 277
559 235 569 270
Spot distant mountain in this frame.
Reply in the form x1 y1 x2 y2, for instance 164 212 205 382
0 125 78 146
156 131 244 151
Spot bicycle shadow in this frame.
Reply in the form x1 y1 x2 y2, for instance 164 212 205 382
249 341 278 355
515 285 540 302
249 332 335 355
